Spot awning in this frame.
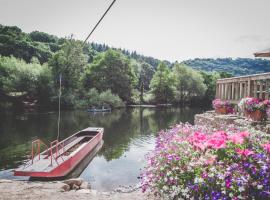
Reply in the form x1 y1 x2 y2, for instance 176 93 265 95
254 48 270 57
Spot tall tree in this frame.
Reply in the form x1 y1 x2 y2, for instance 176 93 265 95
173 63 206 104
150 62 175 103
83 49 136 102
49 39 88 106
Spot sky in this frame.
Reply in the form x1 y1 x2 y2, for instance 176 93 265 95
0 0 270 61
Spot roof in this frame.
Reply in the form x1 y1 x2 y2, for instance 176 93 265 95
254 48 270 57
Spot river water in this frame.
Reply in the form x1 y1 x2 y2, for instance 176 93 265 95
0 107 205 191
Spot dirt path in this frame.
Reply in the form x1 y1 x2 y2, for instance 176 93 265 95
0 179 155 200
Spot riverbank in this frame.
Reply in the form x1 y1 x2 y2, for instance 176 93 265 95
0 179 154 200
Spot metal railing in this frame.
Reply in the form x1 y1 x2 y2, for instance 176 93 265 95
31 139 65 166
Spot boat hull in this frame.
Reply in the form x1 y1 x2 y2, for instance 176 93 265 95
14 128 103 178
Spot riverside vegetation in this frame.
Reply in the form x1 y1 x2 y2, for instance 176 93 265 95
1 24 269 110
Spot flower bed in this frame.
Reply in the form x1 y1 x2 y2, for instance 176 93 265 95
212 99 234 114
141 123 270 199
238 97 270 121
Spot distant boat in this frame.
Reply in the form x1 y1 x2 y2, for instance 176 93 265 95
87 107 111 113
14 127 104 178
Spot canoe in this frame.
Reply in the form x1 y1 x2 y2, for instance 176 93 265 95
14 127 104 178
87 108 111 112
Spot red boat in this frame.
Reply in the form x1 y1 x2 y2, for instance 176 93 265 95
14 127 104 178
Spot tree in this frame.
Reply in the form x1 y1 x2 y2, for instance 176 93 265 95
49 39 88 92
173 63 206 104
83 49 136 102
48 39 88 107
150 62 175 103
0 56 53 105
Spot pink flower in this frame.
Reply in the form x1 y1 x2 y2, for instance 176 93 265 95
192 132 208 142
235 148 254 157
238 131 249 138
262 143 270 153
229 134 244 144
212 131 228 140
207 138 226 149
205 156 216 165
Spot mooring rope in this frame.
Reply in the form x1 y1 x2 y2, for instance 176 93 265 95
83 0 116 45
57 74 62 141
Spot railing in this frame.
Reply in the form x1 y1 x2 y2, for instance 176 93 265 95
31 139 65 166
31 139 49 164
216 72 270 103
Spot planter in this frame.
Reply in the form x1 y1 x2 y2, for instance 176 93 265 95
245 110 264 121
215 107 228 115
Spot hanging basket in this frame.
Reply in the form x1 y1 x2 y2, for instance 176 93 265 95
245 110 264 121
215 107 228 115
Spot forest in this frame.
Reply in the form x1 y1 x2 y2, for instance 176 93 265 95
1 24 269 110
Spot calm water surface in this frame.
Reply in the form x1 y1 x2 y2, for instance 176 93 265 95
0 107 204 191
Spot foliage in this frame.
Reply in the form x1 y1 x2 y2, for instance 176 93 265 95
29 31 58 43
0 55 52 102
75 88 124 109
83 49 136 102
142 123 270 199
0 25 54 63
150 62 175 103
173 63 206 104
49 39 88 100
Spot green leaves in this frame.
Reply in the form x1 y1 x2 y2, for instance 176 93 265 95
83 49 136 103
150 62 175 104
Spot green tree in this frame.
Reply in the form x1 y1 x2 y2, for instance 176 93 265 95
0 56 53 105
48 39 88 107
173 63 206 104
83 49 136 102
150 62 175 103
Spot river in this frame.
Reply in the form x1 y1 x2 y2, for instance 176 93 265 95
0 107 205 191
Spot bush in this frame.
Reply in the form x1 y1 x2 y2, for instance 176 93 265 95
99 90 125 108
142 123 270 199
75 89 124 109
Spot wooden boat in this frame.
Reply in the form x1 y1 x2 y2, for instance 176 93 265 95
87 108 111 113
14 127 104 178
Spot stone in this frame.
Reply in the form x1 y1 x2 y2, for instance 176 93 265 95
0 179 13 183
90 189 98 196
63 178 83 188
80 181 91 189
72 184 80 190
60 184 70 192
76 189 91 194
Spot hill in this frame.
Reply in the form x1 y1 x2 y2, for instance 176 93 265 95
1 24 270 77
183 58 270 76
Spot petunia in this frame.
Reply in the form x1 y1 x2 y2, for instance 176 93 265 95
262 143 270 153
235 148 254 157
229 134 244 144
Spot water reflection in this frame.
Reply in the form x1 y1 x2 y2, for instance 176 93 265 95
0 107 204 190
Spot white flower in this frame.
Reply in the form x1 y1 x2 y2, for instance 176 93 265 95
162 185 169 191
239 186 245 192
257 185 263 189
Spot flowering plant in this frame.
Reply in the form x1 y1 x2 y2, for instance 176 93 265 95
212 99 234 114
141 123 270 199
238 97 269 113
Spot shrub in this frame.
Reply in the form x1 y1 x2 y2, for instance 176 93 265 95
99 90 125 108
141 123 270 199
75 89 124 109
